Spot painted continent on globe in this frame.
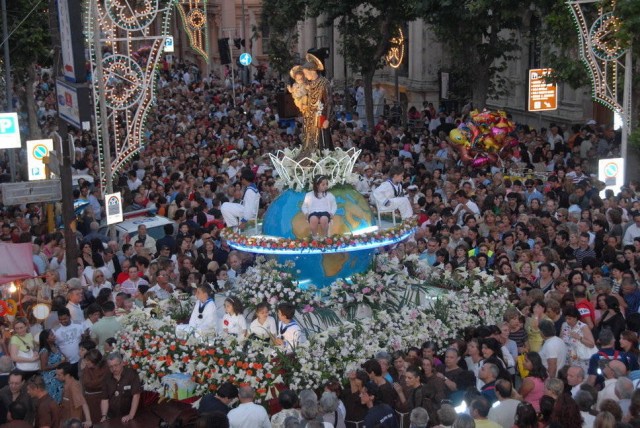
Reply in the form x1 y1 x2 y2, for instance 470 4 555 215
261 185 376 287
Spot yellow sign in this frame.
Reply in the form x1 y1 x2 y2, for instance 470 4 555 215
528 68 557 112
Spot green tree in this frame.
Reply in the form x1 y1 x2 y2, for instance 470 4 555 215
261 0 306 77
3 0 53 140
419 0 526 109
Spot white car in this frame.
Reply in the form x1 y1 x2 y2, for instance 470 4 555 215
99 215 173 243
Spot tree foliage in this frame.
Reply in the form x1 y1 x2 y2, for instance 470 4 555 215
419 0 526 108
261 0 306 76
3 0 53 140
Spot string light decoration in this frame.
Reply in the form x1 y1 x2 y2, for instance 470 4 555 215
102 54 145 109
86 0 174 186
175 0 209 62
105 0 158 31
385 27 405 69
567 0 630 118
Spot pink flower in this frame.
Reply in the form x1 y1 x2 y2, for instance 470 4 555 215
362 287 371 294
302 304 315 313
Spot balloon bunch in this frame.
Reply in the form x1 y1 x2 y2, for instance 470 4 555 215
448 110 519 168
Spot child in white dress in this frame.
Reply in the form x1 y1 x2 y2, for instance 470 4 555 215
248 302 277 341
301 175 337 238
222 296 247 338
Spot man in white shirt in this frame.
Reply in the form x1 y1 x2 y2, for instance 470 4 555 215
227 386 271 428
148 270 176 300
66 288 85 324
567 366 585 398
622 212 640 245
372 166 413 220
453 189 480 226
54 308 84 378
488 380 520 428
596 359 626 410
120 266 149 296
538 320 567 378
221 169 260 228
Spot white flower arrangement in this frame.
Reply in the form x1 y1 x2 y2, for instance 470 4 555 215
117 253 510 402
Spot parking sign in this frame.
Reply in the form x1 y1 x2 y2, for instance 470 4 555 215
0 113 21 149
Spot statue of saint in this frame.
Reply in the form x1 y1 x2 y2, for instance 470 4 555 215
299 53 334 156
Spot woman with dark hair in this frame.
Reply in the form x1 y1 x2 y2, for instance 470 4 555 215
537 395 555 427
550 393 582 428
38 329 63 403
560 306 596 372
620 330 640 366
594 295 626 348
480 338 510 381
420 357 447 405
82 348 108 423
513 401 537 428
518 352 547 412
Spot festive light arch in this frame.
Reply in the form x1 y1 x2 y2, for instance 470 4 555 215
87 0 210 187
567 0 631 123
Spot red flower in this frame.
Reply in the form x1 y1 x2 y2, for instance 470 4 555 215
224 320 229 326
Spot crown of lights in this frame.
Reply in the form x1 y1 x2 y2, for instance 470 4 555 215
269 148 361 191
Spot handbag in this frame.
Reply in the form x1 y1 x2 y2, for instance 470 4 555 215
575 340 598 360
16 349 40 372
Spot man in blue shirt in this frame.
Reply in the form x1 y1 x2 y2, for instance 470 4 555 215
361 381 398 428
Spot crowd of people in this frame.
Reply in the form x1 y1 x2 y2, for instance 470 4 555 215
0 56 637 428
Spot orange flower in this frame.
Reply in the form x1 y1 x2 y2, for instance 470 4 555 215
265 373 273 379
169 345 176 351
246 369 253 376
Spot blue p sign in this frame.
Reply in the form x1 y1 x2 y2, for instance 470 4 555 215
0 113 21 148
0 116 15 134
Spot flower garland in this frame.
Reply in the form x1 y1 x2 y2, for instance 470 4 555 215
221 219 417 253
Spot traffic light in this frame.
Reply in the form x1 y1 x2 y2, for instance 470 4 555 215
218 38 231 65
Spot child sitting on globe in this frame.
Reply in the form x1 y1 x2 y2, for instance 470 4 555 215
287 65 308 114
372 165 414 220
301 175 337 238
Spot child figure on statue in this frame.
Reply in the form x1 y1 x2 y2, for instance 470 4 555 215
301 175 337 239
287 65 307 114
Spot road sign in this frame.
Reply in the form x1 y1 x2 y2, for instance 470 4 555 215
598 158 625 197
239 52 252 66
26 139 53 181
105 192 124 225
528 68 557 112
1 180 62 205
165 36 174 53
0 113 21 149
